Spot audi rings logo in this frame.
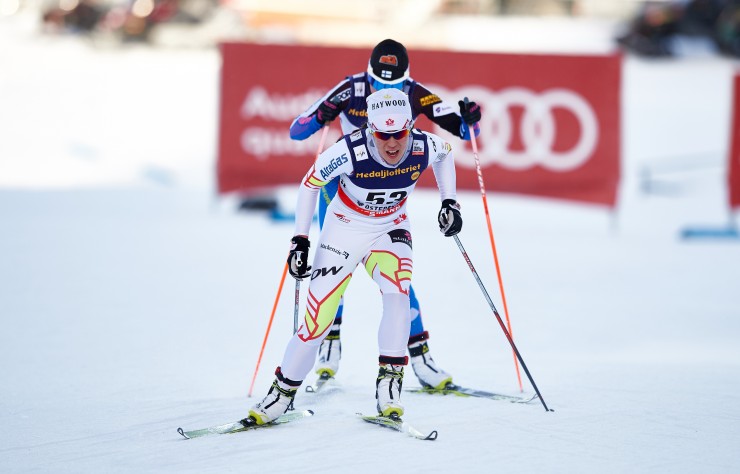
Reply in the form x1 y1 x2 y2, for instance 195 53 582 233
430 86 599 172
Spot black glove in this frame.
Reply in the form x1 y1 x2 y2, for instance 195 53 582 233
458 99 481 125
316 99 340 125
438 199 462 237
287 235 312 280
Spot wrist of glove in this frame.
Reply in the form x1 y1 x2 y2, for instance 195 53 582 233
458 99 481 125
316 99 340 125
438 199 463 237
287 235 312 280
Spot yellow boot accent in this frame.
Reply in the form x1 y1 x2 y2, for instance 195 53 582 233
248 410 270 426
431 376 453 390
316 368 336 378
380 405 404 418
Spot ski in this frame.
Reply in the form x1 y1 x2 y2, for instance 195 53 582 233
408 384 538 404
177 409 314 439
358 413 438 441
305 372 334 393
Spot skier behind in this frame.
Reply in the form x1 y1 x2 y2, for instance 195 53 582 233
289 38 481 390
249 88 463 423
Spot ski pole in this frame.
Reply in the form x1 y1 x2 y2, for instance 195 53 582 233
464 97 523 392
288 266 302 412
291 125 329 335
293 272 301 334
247 262 289 397
452 234 552 412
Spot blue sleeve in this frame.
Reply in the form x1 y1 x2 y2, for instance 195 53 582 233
290 114 324 141
459 121 480 141
318 178 339 229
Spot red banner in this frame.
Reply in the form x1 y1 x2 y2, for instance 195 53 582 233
729 74 740 210
218 43 622 207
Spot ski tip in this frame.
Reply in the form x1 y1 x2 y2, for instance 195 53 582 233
307 409 315 416
356 412 376 421
516 393 539 404
425 430 439 441
305 386 315 393
177 427 190 440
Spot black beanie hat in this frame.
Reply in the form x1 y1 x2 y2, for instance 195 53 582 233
367 39 410 85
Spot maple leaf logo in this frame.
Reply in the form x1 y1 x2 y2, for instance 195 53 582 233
393 213 408 225
385 118 395 127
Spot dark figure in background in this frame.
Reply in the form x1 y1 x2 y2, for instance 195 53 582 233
617 0 740 58
617 1 693 57
42 0 104 34
715 1 740 56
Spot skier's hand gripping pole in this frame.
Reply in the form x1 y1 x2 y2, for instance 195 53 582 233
291 240 309 334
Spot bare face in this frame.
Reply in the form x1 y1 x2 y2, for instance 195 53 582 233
372 131 410 165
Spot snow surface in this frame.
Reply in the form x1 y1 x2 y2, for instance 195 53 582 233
2 14 740 474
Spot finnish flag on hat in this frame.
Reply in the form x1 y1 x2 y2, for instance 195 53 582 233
366 88 413 133
367 39 410 86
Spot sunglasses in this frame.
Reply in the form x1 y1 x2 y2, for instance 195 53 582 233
372 128 411 141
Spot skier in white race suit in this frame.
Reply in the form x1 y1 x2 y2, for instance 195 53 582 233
290 38 481 390
249 88 463 424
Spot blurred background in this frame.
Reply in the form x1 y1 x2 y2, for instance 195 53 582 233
2 0 739 201
1 0 738 55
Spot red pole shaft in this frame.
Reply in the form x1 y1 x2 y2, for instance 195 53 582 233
248 262 289 397
469 129 523 392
